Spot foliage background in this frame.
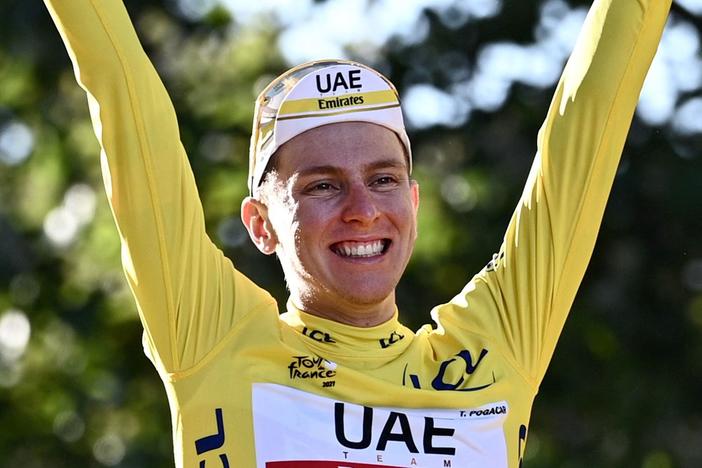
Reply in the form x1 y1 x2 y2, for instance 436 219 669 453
1 0 701 466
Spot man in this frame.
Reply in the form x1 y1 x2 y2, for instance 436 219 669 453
45 0 670 466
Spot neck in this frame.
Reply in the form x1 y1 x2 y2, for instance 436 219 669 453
290 291 396 328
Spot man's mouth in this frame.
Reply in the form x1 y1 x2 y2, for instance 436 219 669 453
330 239 390 258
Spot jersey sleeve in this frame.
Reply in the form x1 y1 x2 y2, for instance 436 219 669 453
431 0 671 387
44 0 275 374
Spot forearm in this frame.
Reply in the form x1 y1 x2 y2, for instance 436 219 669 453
540 0 671 259
44 0 187 228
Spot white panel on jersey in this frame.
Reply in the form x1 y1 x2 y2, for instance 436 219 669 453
252 383 509 468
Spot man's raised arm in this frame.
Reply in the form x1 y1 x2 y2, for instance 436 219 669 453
435 0 671 387
44 0 274 375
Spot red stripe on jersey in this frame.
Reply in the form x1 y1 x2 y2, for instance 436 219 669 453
266 461 406 468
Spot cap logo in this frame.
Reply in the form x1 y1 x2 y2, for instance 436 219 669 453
315 69 363 94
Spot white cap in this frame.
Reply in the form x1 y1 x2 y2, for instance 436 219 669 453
248 59 412 193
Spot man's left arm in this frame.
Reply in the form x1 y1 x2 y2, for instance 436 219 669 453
434 0 672 387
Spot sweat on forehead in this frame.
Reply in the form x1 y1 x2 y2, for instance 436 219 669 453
248 60 413 193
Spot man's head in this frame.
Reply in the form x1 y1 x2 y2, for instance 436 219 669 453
247 59 412 193
241 61 418 325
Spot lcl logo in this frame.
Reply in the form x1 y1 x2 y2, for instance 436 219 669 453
302 326 335 343
379 331 404 349
404 348 495 391
195 408 230 467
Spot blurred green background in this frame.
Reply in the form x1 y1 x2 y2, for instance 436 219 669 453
1 0 701 466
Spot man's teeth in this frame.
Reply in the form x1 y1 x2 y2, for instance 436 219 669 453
336 240 385 257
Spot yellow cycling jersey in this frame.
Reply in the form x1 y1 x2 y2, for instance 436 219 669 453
45 0 670 466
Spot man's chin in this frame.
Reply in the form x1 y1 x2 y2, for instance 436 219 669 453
330 283 396 308
289 271 399 313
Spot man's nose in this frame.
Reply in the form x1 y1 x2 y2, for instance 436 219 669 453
341 183 380 225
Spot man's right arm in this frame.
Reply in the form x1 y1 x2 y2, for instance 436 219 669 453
44 0 275 374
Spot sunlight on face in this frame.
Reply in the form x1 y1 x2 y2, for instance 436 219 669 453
261 122 419 321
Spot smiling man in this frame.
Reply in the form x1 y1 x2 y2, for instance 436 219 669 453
45 0 670 467
244 119 418 327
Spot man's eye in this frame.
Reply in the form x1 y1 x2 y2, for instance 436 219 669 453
372 176 398 187
308 182 336 192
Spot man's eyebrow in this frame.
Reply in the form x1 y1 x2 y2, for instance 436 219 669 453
365 159 408 172
296 165 342 177
295 159 408 177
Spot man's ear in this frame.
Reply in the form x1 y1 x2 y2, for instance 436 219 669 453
241 196 278 255
410 179 419 214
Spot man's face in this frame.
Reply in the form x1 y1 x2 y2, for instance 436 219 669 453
259 122 419 319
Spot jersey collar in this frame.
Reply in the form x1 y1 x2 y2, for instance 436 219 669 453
281 299 414 367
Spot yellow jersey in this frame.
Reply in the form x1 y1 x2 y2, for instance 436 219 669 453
44 0 670 466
